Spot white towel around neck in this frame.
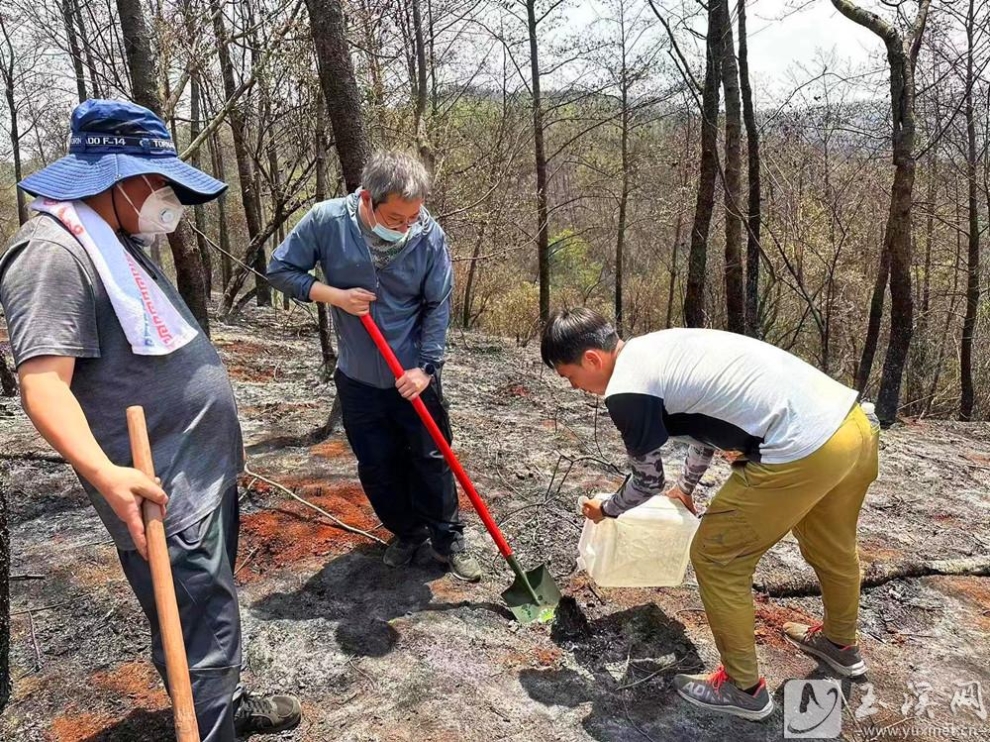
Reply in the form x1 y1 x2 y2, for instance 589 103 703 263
31 197 198 355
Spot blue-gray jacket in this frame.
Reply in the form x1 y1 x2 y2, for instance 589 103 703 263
266 197 453 389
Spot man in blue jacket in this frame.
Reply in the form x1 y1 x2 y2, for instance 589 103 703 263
267 151 481 582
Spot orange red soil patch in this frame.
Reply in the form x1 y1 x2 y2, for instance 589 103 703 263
227 365 273 383
237 480 379 582
48 709 117 741
310 438 352 458
753 595 817 649
91 661 168 711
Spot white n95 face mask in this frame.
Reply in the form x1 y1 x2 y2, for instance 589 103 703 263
118 176 185 235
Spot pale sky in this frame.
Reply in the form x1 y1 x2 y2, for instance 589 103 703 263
564 0 886 101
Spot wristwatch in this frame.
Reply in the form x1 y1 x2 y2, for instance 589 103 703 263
419 361 438 377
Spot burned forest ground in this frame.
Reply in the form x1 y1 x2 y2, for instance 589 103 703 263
2 304 990 742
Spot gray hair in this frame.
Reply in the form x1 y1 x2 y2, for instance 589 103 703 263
361 150 432 206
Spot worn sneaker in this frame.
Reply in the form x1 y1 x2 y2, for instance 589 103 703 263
674 666 774 721
784 622 867 677
383 535 427 567
432 549 483 582
234 692 302 736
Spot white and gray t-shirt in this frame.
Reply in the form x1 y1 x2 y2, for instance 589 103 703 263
601 328 858 517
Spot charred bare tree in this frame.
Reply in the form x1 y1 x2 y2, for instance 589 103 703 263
306 0 369 191
683 0 723 328
60 0 87 102
718 0 744 335
115 0 211 334
0 15 26 226
738 0 762 338
411 0 435 173
959 0 980 421
832 0 930 424
0 354 16 397
212 0 266 314
525 0 551 324
306 0 370 441
189 73 212 298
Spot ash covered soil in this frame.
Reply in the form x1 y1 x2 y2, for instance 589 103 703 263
2 304 989 742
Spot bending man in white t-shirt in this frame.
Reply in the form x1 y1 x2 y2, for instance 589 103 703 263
541 308 879 722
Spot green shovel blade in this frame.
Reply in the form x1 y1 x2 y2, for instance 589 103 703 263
501 563 562 624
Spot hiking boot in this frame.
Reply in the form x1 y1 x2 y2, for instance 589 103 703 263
784 622 867 677
383 535 427 567
234 691 301 736
433 549 483 582
673 666 774 721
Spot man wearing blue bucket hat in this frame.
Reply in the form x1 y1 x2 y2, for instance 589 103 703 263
0 100 300 739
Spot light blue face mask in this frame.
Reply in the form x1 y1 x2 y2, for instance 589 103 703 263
368 201 408 243
372 221 406 243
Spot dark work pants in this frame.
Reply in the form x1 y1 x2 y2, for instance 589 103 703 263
119 485 243 742
335 369 465 554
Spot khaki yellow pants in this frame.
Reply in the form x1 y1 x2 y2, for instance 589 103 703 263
690 406 879 688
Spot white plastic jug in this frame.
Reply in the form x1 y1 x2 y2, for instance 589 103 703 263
577 493 700 588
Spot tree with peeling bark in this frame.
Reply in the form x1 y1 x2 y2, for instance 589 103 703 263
830 0 931 425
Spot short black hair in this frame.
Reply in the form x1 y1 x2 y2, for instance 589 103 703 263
540 307 619 368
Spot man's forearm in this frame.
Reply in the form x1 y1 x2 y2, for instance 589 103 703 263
602 448 666 517
675 445 715 494
21 375 114 487
309 282 343 307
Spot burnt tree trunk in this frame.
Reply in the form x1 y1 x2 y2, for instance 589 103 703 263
306 0 369 191
314 110 337 381
0 354 16 397
526 0 551 324
74 0 101 98
959 0 979 421
684 0 723 328
208 130 232 287
116 0 210 334
738 0 761 338
411 0 434 172
307 0 369 441
0 18 26 226
615 18 631 336
832 0 929 424
718 0 744 334
61 0 88 102
213 0 266 314
190 73 212 298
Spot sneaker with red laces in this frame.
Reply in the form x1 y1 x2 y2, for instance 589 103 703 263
673 665 774 720
783 621 867 677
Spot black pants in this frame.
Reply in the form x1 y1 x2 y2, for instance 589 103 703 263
335 369 464 554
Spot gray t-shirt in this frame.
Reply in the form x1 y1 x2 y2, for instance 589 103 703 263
0 215 244 550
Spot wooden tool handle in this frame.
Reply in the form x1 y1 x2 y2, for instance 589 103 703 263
126 406 200 742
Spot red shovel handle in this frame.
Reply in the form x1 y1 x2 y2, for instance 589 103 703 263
360 314 513 558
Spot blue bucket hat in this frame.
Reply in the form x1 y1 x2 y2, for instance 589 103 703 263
18 99 227 206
